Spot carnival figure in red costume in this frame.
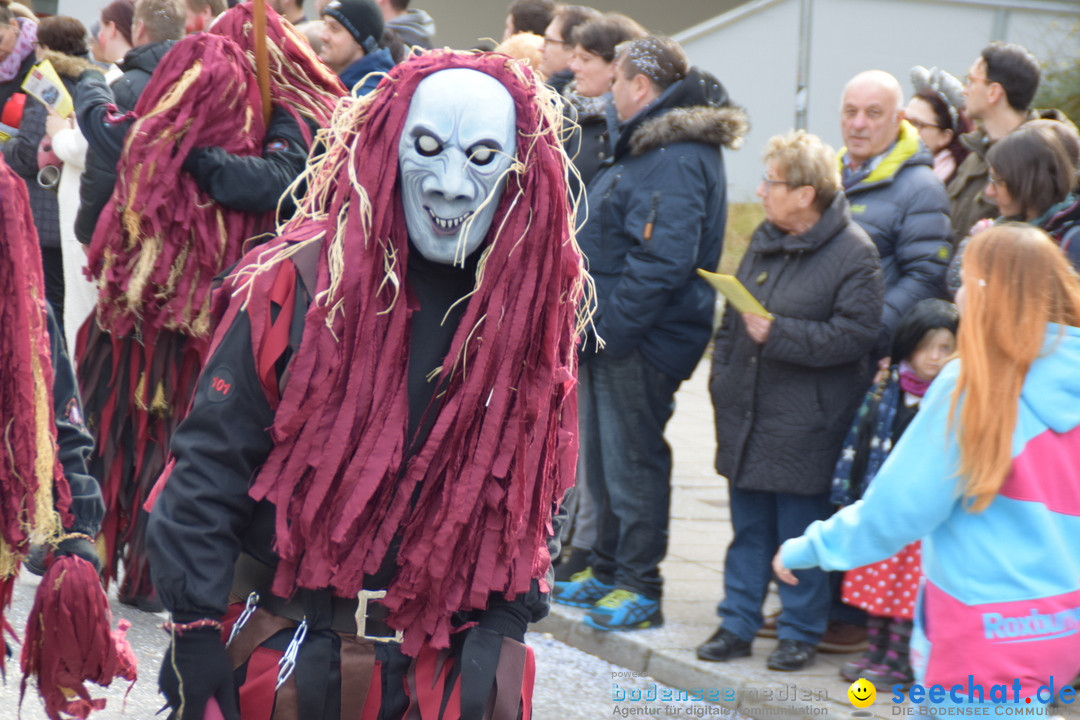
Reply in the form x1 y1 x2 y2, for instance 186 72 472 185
147 49 586 719
1 154 140 720
0 151 103 643
78 3 343 611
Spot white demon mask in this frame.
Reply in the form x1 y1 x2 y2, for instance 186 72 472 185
398 68 517 265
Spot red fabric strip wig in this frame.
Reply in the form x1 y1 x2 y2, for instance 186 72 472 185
86 33 269 340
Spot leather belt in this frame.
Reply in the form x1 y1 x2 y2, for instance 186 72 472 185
231 553 402 643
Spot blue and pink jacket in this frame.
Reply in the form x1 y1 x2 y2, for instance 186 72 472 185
783 324 1080 701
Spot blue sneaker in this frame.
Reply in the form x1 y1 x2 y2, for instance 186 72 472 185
583 589 663 631
552 567 614 608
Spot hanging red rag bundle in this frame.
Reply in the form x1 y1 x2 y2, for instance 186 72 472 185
210 1 345 131
78 33 269 595
86 32 269 340
0 155 70 660
224 51 588 655
19 555 138 720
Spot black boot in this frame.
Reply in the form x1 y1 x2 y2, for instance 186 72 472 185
840 616 888 681
864 618 915 686
554 547 590 582
696 626 752 662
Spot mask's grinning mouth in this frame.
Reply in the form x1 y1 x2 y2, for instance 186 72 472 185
425 207 474 234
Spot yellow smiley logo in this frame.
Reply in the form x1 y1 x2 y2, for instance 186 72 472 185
848 678 876 708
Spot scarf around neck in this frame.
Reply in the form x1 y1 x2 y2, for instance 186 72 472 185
0 18 35 83
899 360 932 398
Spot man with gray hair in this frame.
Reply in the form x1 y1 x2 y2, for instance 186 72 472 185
840 70 950 354
805 69 951 653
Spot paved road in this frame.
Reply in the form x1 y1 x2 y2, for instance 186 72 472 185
0 573 735 720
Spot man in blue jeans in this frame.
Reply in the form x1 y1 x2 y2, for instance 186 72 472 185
552 35 746 632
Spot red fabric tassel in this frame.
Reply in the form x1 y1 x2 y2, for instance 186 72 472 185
1 576 15 667
20 555 138 720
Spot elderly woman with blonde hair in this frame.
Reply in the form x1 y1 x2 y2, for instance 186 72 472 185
699 130 884 672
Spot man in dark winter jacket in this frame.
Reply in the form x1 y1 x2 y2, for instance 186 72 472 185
839 70 951 353
553 35 748 632
321 0 395 96
74 0 185 246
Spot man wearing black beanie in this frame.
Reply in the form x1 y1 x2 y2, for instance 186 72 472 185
320 0 395 95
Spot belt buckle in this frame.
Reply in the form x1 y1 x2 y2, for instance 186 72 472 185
355 589 403 643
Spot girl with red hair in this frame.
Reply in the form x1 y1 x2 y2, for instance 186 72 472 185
777 224 1080 709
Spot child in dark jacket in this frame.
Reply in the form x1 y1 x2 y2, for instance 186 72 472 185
830 299 959 685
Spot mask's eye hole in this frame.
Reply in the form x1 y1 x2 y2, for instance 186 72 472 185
468 142 499 166
415 133 442 157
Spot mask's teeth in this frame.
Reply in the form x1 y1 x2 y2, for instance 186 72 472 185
427 209 472 231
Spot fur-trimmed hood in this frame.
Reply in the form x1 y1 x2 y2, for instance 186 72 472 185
630 104 749 157
616 67 749 159
42 50 97 81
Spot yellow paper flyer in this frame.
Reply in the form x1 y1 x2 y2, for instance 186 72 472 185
696 269 774 320
21 60 74 118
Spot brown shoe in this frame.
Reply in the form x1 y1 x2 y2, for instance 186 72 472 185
756 608 780 639
818 620 869 654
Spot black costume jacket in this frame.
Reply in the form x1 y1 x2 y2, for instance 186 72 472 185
147 244 552 637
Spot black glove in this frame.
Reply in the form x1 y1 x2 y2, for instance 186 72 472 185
55 535 102 573
159 627 240 720
182 146 218 181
